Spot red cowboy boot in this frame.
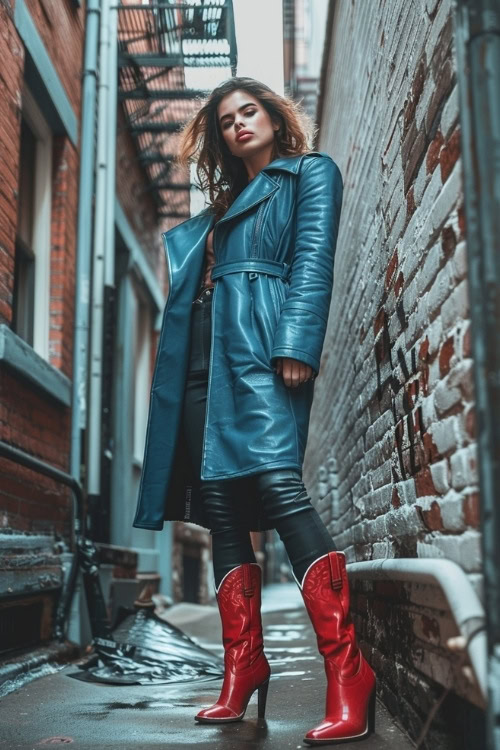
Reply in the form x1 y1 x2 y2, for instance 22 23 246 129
195 562 271 723
298 551 376 745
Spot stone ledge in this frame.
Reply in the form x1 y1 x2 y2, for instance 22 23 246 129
0 325 71 407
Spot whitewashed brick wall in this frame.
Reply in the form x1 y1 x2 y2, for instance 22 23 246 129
305 0 485 743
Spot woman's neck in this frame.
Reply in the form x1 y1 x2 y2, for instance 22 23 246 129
244 144 279 182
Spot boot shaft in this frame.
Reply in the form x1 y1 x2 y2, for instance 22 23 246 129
216 562 265 670
300 552 360 676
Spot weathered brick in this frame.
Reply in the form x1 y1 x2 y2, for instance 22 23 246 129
418 499 444 530
415 467 437 497
0 2 166 551
440 127 461 183
438 336 454 375
305 1 480 736
417 530 482 573
430 415 459 456
426 129 444 174
463 493 480 528
450 445 477 490
440 85 459 139
441 279 470 331
430 459 450 494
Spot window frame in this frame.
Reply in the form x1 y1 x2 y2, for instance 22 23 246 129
132 288 153 466
15 86 53 361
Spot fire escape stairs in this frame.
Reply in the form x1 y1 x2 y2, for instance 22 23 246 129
117 0 237 220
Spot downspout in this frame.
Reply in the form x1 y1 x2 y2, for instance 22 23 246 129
453 1 500 747
70 0 100 491
315 0 336 144
347 559 487 701
87 0 114 514
105 2 117 289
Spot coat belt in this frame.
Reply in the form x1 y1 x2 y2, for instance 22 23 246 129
211 258 291 282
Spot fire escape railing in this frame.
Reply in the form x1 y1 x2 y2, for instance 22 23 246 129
116 0 237 220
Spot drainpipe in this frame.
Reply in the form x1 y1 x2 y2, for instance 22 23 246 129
453 1 500 747
70 0 100 489
87 0 114 512
347 559 487 702
105 2 117 289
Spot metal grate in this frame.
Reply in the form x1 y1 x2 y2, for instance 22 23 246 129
0 597 48 655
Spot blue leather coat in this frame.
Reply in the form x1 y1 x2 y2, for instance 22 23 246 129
133 151 343 531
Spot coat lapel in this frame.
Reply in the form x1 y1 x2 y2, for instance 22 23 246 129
162 211 215 300
215 151 323 225
216 171 279 225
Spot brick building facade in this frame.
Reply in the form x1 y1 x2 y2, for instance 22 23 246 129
0 0 241 666
304 0 485 745
0 0 83 537
0 0 173 655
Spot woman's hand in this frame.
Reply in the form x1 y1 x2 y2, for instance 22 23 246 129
275 357 315 387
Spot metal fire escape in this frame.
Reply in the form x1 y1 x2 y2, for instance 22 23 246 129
116 0 237 220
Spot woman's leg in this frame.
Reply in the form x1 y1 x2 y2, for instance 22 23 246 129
254 468 336 584
181 293 256 588
255 468 376 743
182 295 270 722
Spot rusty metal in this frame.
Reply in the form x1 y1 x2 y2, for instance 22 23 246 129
0 440 84 642
0 441 84 543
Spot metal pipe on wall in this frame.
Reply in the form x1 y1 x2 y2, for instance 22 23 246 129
87 0 116 503
105 2 117 290
454 1 500 747
347 558 487 701
70 0 100 483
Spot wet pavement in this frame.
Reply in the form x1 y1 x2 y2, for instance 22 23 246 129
0 584 413 749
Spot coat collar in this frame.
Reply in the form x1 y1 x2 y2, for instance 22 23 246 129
216 151 324 225
163 151 326 234
260 150 324 174
216 170 279 225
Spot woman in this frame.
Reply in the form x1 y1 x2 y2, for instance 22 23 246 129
133 77 375 745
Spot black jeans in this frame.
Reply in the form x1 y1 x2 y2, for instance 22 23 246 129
181 287 336 589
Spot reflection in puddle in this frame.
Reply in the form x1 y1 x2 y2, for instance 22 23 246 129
268 656 314 665
266 623 307 629
264 624 308 642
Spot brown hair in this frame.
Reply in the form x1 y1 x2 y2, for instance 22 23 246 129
177 77 316 220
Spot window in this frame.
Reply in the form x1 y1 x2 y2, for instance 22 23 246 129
13 87 52 359
133 294 152 464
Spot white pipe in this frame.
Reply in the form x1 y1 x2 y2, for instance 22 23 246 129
346 559 487 700
71 0 100 482
105 1 117 289
87 0 111 496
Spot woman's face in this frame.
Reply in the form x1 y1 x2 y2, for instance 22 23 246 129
217 89 279 160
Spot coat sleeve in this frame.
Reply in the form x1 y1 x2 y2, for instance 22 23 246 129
270 153 343 374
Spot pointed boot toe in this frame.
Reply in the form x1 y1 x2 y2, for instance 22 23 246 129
195 703 242 723
298 553 376 744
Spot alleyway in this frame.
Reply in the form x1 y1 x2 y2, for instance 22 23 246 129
0 584 412 749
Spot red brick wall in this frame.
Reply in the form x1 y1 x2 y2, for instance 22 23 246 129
50 136 78 376
0 1 24 327
0 369 71 535
308 0 484 744
23 0 85 115
0 0 83 541
0 1 172 540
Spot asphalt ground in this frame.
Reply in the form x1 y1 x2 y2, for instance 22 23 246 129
0 584 414 750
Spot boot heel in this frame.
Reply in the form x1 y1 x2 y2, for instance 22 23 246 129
367 687 376 734
257 678 270 718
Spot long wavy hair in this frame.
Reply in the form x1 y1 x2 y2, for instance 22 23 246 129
177 77 316 220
